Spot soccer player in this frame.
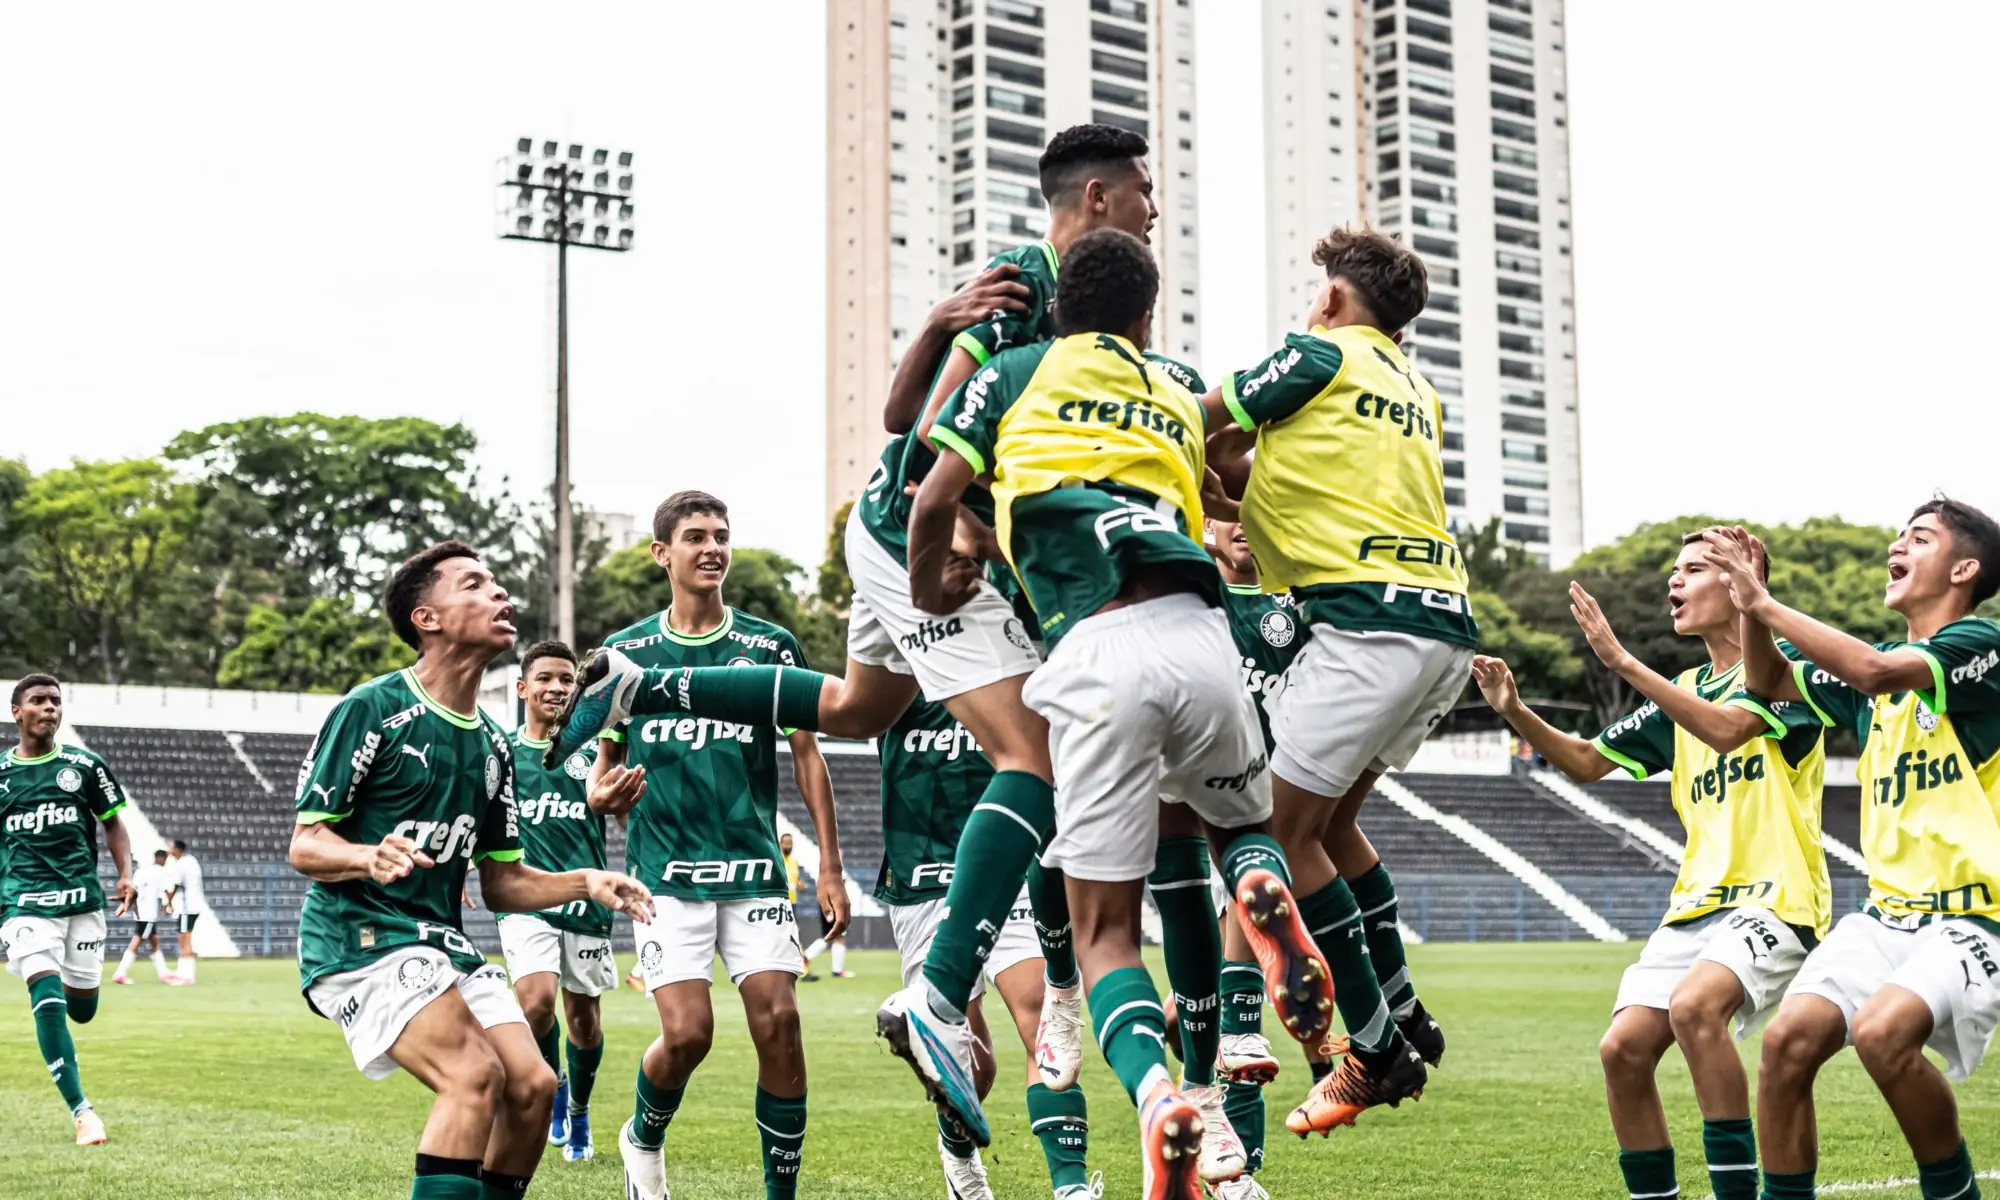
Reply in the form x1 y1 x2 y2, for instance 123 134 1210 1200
913 227 1329 1198
162 838 205 984
585 491 847 1200
1471 531 1831 1200
877 694 1097 1200
545 125 1169 1146
1700 503 2000 1200
290 541 654 1200
1 674 135 1146
1198 226 1467 1133
112 848 174 985
799 899 852 979
497 639 638 1163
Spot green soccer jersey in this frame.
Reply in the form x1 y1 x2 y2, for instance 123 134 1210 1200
0 745 126 918
1224 583 1305 750
604 608 805 902
874 698 994 905
501 731 611 936
294 669 521 993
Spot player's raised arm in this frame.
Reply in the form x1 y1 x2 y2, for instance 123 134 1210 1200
788 730 848 940
1568 582 1767 755
1471 655 1617 783
884 263 1030 435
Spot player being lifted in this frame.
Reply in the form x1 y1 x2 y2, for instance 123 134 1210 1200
915 228 1331 1198
876 696 1097 1200
1472 531 1831 1200
1702 502 2000 1200
290 542 653 1200
496 640 638 1163
585 491 847 1200
1199 227 1468 1134
544 125 1169 1144
1 674 135 1146
111 847 173 985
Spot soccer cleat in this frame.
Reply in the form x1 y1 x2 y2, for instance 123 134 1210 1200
74 1109 106 1146
549 1078 571 1145
832 970 856 979
544 647 644 768
1214 1174 1271 1200
1138 1084 1206 1200
1284 1036 1426 1137
1234 869 1336 1048
565 1109 595 1161
1183 1083 1247 1183
876 984 990 1146
1054 1173 1105 1200
111 974 131 986
801 972 821 982
1034 980 1086 1092
163 974 192 986
619 1118 669 1200
1218 1032 1281 1085
937 1136 994 1200
1398 1001 1446 1067
626 971 647 994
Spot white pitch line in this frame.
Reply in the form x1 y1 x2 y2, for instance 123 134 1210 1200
1693 1170 2000 1200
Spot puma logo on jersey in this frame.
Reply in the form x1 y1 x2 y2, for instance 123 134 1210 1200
3 802 81 835
307 783 336 808
1687 751 1767 805
898 617 965 654
401 743 432 769
637 717 755 750
0 779 12 795
1873 749 1964 807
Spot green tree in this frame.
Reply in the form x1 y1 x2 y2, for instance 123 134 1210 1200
1470 590 1584 708
1460 516 1543 594
0 458 43 676
216 598 412 694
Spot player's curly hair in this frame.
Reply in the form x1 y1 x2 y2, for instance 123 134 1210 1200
1313 226 1429 335
1054 229 1158 340
1911 497 2000 606
383 539 482 651
519 639 576 674
1039 123 1149 207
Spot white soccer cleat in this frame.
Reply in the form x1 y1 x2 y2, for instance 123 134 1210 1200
937 1136 994 1200
74 1109 107 1146
1218 1033 1281 1085
1183 1083 1247 1183
1035 980 1086 1092
618 1117 669 1200
1214 1174 1271 1200
546 647 645 768
110 974 131 986
876 984 990 1145
1054 1172 1105 1200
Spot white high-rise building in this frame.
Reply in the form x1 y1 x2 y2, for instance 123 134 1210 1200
1262 0 1582 564
826 0 1203 524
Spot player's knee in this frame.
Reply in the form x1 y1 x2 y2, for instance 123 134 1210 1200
442 1045 508 1116
1598 1026 1658 1083
1759 1013 1837 1085
1665 991 1732 1046
748 992 802 1052
1849 1006 1916 1072
565 1003 603 1047
503 1055 558 1118
519 993 556 1032
659 1015 715 1070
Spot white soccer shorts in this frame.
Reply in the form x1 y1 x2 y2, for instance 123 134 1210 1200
843 506 1040 702
306 946 525 1081
1268 625 1475 798
1027 594 1273 882
1787 912 2000 1080
1613 907 1809 1039
497 914 619 997
2 910 108 990
888 885 1041 997
631 895 803 991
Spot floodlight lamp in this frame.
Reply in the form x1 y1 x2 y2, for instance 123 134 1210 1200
516 137 532 154
617 151 633 168
617 174 633 191
617 229 635 250
592 148 608 166
541 140 558 157
566 143 582 160
593 225 610 245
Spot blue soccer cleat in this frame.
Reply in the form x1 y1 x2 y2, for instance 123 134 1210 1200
543 647 644 768
876 983 990 1147
548 1077 571 1146
564 1108 594 1161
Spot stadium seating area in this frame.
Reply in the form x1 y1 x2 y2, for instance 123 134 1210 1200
1 720 1885 955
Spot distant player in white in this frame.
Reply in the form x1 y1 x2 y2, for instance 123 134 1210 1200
111 849 173 985
163 840 205 985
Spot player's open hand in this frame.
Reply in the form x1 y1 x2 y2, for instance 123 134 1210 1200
1698 527 1771 615
583 869 656 923
931 262 1030 334
587 763 647 817
112 877 136 918
1568 582 1634 672
370 834 434 885
817 874 851 941
1471 655 1521 714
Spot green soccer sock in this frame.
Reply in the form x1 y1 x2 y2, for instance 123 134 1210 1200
1149 837 1222 1087
479 1169 531 1199
565 1037 604 1114
1296 879 1393 1053
1221 961 1263 1036
1919 1141 1980 1200
1702 1118 1758 1200
28 975 87 1116
1760 1169 1816 1200
65 990 98 1024
534 1018 562 1081
921 771 1055 1016
631 1063 684 1152
1026 1082 1090 1193
1349 862 1417 1019
1028 861 1079 988
756 1087 807 1199
410 1156 484 1200
1225 1080 1266 1175
937 1111 976 1160
1217 832 1289 894
1088 966 1173 1105
632 665 826 732
1618 1147 1678 1200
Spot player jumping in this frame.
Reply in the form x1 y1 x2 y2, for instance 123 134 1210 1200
290 541 653 1200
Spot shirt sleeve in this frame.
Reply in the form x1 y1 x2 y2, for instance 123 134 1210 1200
294 692 383 824
474 724 522 864
84 754 127 821
1591 701 1676 780
1913 619 2000 715
950 257 1052 365
932 350 1030 478
1221 332 1346 430
1755 656 1869 734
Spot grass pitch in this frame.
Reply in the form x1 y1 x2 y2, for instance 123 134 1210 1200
2 944 1993 1199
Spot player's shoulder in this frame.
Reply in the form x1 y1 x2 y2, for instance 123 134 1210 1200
604 613 668 654
987 240 1057 282
52 742 107 769
341 668 417 715
1927 616 2000 650
1144 350 1206 395
723 609 803 664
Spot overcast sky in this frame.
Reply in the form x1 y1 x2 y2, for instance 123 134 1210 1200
3 2 1996 573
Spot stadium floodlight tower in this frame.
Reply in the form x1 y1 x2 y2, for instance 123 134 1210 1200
496 137 636 646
